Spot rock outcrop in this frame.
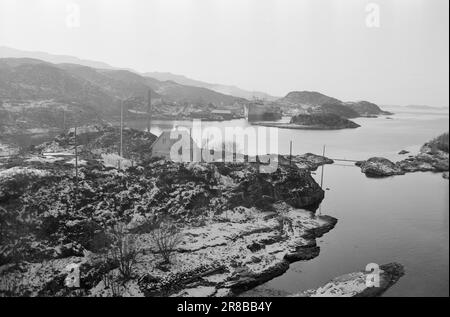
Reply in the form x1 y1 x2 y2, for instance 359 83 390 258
290 113 360 130
356 157 405 178
0 128 336 297
358 135 449 178
279 153 334 171
289 114 360 130
294 263 405 297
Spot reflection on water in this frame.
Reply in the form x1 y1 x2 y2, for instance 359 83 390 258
246 165 449 297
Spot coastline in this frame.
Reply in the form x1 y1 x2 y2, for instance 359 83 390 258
251 122 360 131
0 128 339 297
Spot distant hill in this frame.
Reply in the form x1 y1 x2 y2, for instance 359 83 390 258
278 91 341 106
0 58 116 112
145 71 278 101
405 105 449 112
0 58 244 108
344 101 393 116
381 105 449 114
0 46 274 101
0 57 247 135
320 102 360 118
277 91 391 117
0 46 114 70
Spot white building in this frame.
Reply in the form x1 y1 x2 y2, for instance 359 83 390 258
150 130 200 162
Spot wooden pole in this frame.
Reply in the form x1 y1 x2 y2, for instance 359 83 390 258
289 141 293 166
74 125 79 207
320 145 326 189
222 141 225 163
190 128 193 162
63 109 66 132
206 134 209 162
120 100 124 157
147 90 152 133
119 100 124 170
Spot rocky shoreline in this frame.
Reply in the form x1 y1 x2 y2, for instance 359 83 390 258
357 134 449 179
0 127 338 297
294 263 405 297
1 203 337 297
253 113 360 130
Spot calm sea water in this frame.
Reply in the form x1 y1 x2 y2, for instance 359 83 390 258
133 108 448 162
135 108 448 297
245 108 448 297
8 107 449 296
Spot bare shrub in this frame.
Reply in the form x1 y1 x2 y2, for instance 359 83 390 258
430 132 449 153
108 223 138 279
110 279 123 297
276 212 293 237
150 222 183 265
0 275 22 297
101 272 123 297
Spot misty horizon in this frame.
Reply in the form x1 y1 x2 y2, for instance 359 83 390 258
0 0 448 108
1 44 449 110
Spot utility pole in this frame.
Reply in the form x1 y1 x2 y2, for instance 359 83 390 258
222 141 226 163
74 125 79 208
63 109 66 132
119 99 124 170
320 145 326 189
147 89 152 133
289 141 293 166
189 128 193 162
205 134 210 163
316 145 327 218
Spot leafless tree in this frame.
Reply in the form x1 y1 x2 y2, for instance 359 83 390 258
150 222 183 265
108 223 138 279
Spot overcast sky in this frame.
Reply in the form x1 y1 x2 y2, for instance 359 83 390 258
0 0 448 107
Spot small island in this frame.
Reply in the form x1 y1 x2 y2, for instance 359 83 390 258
294 263 404 297
253 113 360 130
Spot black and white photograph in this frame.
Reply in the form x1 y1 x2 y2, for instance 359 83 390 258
0 0 448 301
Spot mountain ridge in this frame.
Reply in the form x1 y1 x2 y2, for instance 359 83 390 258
0 46 276 101
277 90 391 117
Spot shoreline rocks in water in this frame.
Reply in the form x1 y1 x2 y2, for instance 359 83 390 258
290 114 360 130
358 133 449 178
356 157 405 178
294 263 405 297
0 127 337 297
279 153 334 171
253 113 360 130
